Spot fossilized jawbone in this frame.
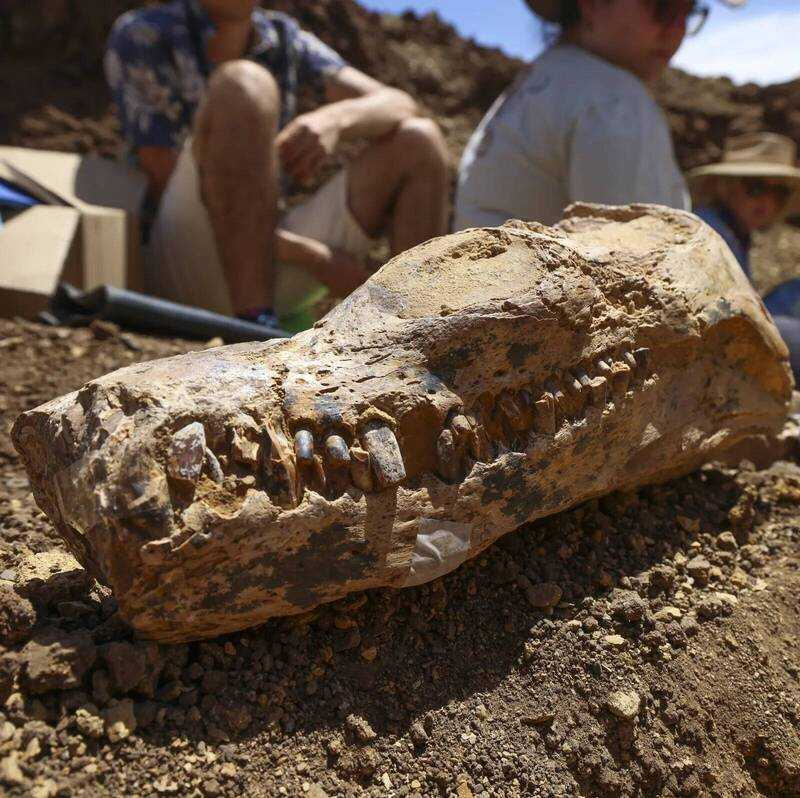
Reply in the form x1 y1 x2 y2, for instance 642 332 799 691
12 204 793 642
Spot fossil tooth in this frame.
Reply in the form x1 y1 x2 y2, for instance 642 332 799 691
450 414 473 442
294 429 314 464
362 424 406 489
349 446 374 493
498 391 530 433
436 428 460 482
588 376 608 405
611 363 632 397
533 393 556 435
633 348 651 373
12 205 792 642
204 447 224 483
325 435 351 467
167 422 206 485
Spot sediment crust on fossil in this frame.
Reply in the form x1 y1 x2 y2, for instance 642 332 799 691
12 204 793 642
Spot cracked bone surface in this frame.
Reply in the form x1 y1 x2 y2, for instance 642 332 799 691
12 204 793 642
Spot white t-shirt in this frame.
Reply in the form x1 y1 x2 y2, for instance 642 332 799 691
454 44 690 230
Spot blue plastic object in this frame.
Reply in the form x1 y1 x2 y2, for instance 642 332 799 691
0 179 39 209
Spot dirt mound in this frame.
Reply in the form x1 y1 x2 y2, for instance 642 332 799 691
1 317 799 795
2 0 800 173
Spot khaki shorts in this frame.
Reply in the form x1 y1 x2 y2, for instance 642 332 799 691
146 141 377 329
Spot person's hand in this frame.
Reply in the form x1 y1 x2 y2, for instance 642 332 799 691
318 249 371 298
276 110 341 184
275 231 371 298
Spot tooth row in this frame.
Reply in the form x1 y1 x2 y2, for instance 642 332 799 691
433 347 650 483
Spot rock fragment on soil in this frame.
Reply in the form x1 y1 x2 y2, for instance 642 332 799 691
18 627 96 694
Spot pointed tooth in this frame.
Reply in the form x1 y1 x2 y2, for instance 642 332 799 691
450 414 473 442
325 435 350 467
498 391 530 432
294 429 314 464
204 447 224 483
565 375 583 396
436 429 460 482
533 393 556 435
362 424 406 488
588 376 608 405
633 348 650 373
349 446 374 492
612 363 631 396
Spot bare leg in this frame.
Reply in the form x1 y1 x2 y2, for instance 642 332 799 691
193 60 280 313
347 117 449 255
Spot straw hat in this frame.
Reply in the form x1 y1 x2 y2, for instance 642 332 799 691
525 0 746 24
688 133 800 216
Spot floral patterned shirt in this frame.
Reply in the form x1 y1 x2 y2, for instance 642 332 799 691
104 0 346 158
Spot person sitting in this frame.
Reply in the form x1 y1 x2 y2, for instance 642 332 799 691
689 132 800 381
105 0 449 332
453 0 745 232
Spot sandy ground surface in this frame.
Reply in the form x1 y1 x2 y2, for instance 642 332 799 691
0 319 799 797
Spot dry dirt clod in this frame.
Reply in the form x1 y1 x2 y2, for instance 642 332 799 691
0 585 36 646
346 714 377 743
102 698 136 742
606 690 641 722
18 627 96 694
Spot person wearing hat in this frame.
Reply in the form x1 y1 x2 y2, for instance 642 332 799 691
690 132 800 380
453 0 745 232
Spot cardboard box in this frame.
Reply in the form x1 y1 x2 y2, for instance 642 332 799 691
0 147 147 317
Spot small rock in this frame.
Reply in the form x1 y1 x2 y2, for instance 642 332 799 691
15 551 91 607
524 581 563 609
102 641 148 694
696 592 737 621
729 567 750 588
0 585 36 646
360 646 378 662
610 590 647 623
457 782 475 798
75 705 104 739
346 713 377 743
410 721 428 746
215 701 252 735
606 690 641 722
715 531 738 551
653 606 682 622
103 698 137 742
19 627 96 694
686 555 711 585
603 634 627 649
30 778 59 798
0 752 25 786
522 710 556 726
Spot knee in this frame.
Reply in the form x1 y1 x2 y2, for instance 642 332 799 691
206 60 280 121
393 117 449 173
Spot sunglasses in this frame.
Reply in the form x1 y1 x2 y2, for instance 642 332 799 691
742 178 793 206
648 0 711 37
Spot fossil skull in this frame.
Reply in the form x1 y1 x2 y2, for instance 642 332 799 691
13 204 793 642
